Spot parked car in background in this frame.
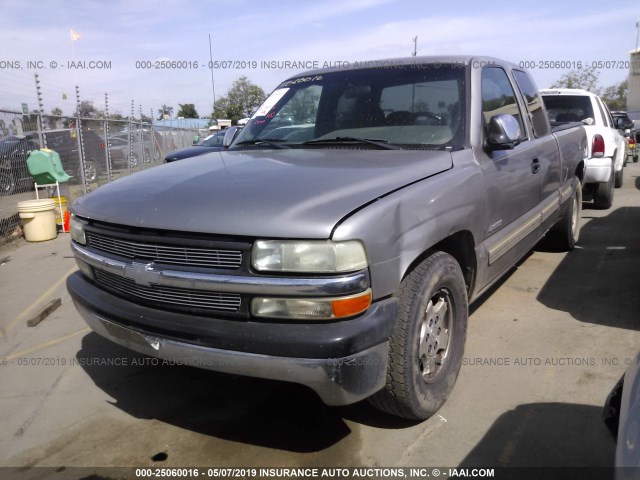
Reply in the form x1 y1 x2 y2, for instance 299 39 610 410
164 130 226 162
541 89 626 208
0 133 39 195
611 111 638 164
43 128 105 183
604 351 640 478
68 56 587 420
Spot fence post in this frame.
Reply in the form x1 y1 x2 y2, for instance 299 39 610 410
34 74 46 148
128 100 134 175
75 86 87 194
104 93 112 182
138 122 144 168
150 108 156 164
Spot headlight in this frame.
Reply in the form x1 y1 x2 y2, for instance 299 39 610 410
70 214 88 245
251 240 367 273
251 289 372 320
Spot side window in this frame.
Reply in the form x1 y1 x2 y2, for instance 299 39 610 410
594 97 609 127
512 70 549 137
481 67 525 139
603 102 615 128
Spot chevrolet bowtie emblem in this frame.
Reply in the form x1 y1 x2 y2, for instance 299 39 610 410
124 262 160 286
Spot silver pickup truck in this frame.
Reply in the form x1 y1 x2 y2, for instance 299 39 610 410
67 56 586 420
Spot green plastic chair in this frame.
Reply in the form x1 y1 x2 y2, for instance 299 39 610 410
26 149 72 184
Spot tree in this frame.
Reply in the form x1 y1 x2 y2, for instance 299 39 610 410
600 80 627 111
177 103 198 118
73 100 101 118
140 113 152 124
212 76 266 123
51 107 63 116
550 67 600 93
158 104 173 120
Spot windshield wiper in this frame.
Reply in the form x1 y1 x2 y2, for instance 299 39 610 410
303 137 400 150
233 139 290 149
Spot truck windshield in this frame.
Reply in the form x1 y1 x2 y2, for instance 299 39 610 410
231 64 466 150
542 95 595 126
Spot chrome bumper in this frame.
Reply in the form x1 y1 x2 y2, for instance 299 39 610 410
75 301 389 406
71 242 369 297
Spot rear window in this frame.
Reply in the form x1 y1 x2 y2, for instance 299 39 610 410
512 70 549 137
541 95 594 125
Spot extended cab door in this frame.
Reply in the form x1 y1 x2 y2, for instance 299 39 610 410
511 69 562 234
476 66 543 285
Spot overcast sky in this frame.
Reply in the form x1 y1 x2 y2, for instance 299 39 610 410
1 0 638 118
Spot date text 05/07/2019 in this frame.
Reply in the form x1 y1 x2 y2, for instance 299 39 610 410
519 59 640 70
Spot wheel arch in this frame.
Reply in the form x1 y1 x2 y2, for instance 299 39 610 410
401 230 477 296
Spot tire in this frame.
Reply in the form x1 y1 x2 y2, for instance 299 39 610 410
593 167 614 210
634 156 639 163
614 168 623 188
544 180 581 250
0 168 16 196
368 251 468 420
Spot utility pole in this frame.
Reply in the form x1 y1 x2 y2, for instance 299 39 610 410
412 36 418 56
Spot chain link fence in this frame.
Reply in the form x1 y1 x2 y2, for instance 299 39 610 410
0 110 198 244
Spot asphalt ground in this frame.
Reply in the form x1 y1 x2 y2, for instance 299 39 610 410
0 161 639 470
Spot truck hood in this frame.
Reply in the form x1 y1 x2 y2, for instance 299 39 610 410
72 149 452 238
165 145 223 161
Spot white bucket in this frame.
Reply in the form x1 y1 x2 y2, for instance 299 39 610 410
17 199 58 242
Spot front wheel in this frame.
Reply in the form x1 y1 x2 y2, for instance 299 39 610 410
369 251 468 420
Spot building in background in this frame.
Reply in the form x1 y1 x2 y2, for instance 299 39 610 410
628 47 640 122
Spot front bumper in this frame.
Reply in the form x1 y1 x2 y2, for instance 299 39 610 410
584 156 613 184
67 272 397 406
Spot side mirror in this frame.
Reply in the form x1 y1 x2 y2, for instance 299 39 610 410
486 114 522 150
222 126 242 148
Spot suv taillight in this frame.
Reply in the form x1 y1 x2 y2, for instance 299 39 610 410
592 134 605 158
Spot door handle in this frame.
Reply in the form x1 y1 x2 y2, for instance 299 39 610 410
531 158 540 174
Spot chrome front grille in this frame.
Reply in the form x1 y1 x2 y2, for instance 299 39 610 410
86 231 242 269
94 269 242 312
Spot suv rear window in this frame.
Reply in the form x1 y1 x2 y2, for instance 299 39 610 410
541 95 594 125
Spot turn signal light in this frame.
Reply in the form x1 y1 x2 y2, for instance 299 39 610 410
332 290 372 318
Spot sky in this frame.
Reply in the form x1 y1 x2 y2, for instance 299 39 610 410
0 0 639 119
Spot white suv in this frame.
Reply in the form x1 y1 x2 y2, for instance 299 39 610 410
541 88 626 209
